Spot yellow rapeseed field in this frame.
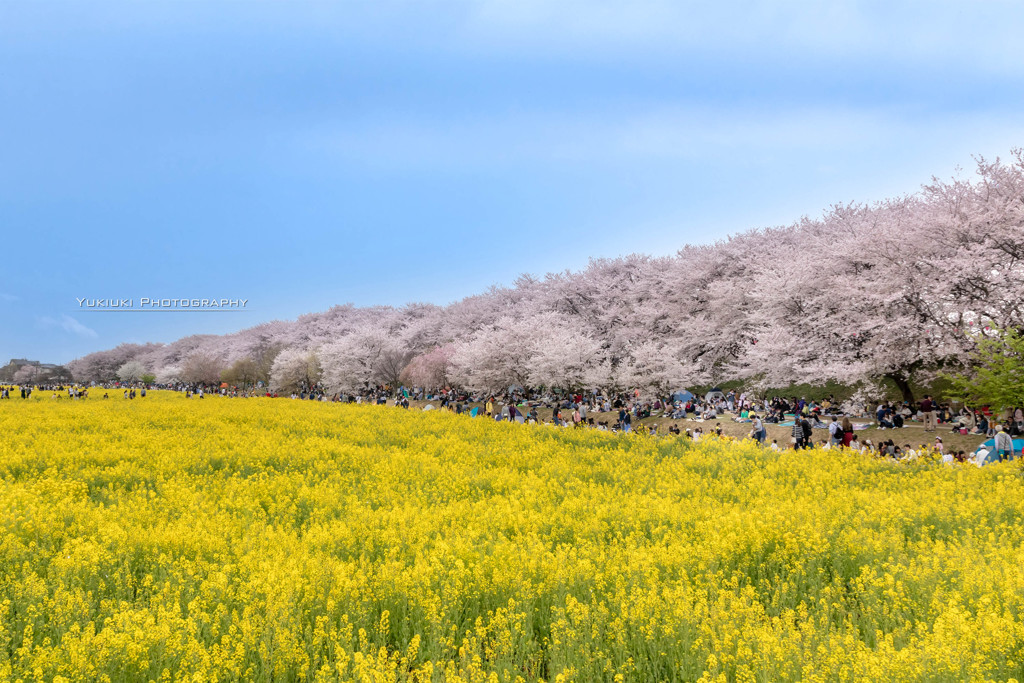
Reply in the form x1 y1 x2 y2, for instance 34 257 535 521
1 391 1023 682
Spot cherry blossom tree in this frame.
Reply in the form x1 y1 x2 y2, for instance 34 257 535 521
269 348 322 394
918 151 1024 336
116 360 147 383
400 345 455 390
68 343 163 383
13 364 38 385
155 365 182 385
181 352 225 386
450 316 536 393
68 151 1024 399
319 324 411 394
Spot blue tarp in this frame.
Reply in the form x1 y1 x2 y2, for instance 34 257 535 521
974 437 1024 465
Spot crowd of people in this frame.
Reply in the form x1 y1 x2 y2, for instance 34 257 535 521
0 384 152 400
870 395 1024 438
6 381 1021 464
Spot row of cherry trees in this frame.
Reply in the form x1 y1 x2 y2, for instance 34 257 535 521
68 153 1024 400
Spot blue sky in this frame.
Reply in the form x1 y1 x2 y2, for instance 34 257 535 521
3 1 1024 364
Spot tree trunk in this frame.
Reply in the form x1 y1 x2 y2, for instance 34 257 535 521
885 373 915 404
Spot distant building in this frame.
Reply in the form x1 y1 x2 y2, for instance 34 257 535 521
2 359 67 381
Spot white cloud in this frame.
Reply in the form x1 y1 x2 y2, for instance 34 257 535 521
37 314 99 339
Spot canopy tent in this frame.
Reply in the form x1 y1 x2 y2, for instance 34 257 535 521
705 387 726 403
671 389 695 403
973 437 1024 465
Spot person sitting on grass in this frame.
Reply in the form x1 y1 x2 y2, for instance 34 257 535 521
876 403 895 430
975 413 989 435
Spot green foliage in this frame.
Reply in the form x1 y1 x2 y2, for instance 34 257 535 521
946 329 1024 409
689 376 958 406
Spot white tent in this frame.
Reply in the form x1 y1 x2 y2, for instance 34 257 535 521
705 387 726 402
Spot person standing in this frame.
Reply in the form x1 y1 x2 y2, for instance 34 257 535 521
750 413 766 444
920 395 936 432
829 417 843 446
792 419 805 450
994 426 1014 462
841 417 854 447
